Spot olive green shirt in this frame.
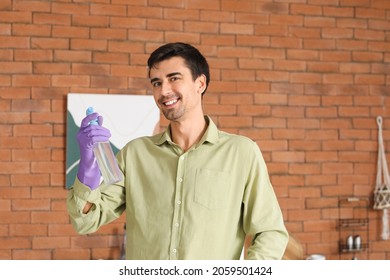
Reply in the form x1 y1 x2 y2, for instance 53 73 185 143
67 116 288 260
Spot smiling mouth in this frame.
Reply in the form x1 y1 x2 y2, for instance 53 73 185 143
163 98 179 107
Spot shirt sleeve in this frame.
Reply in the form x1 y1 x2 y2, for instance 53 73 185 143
242 141 289 260
66 175 126 235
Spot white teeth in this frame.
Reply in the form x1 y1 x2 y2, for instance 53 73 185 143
165 99 178 106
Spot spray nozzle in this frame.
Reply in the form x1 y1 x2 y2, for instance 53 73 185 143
86 106 99 126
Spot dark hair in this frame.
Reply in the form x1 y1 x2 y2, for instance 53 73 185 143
147 42 210 95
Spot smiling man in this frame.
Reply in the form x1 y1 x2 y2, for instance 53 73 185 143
67 42 289 260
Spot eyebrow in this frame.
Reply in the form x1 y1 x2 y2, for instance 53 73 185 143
150 72 182 84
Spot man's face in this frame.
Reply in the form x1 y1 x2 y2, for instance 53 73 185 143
149 56 206 122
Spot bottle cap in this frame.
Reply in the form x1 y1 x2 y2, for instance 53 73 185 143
86 107 98 125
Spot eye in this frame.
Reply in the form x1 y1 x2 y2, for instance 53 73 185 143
151 81 161 88
169 76 179 82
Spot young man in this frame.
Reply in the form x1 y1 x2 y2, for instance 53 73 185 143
67 42 288 260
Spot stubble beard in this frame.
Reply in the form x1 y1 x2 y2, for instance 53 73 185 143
162 105 185 121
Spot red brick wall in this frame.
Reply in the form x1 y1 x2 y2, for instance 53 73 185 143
0 0 389 260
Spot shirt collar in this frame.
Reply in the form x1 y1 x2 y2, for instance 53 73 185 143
154 115 219 146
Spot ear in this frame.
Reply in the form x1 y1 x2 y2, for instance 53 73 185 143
196 74 207 95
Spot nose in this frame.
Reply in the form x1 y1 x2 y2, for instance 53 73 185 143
160 80 172 96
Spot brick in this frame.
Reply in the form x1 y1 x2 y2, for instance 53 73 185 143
253 48 285 59
221 0 255 12
218 116 252 128
288 118 320 129
31 38 69 50
52 2 89 15
255 93 287 105
0 36 29 48
11 174 50 187
184 21 220 34
13 250 52 260
73 63 110 76
257 70 289 82
147 19 183 32
91 76 128 89
13 0 50 12
91 28 127 40
72 15 109 27
272 151 305 162
352 51 383 62
220 23 253 35
222 69 255 81
255 24 287 36
237 105 271 116
0 11 32 23
289 140 321 151
236 35 269 48
254 117 286 128
110 16 146 29
93 52 129 64
0 136 32 149
201 10 235 23
0 212 30 224
34 62 71 75
71 235 108 249
70 38 108 51
274 60 306 71
287 49 319 60
0 62 32 74
209 81 236 93
15 49 53 62
290 73 322 84
204 104 236 116
356 7 386 19
51 75 90 87
289 163 321 175
271 37 302 48
31 160 64 174
53 249 91 260
33 13 71 25
31 212 69 224
90 3 127 16
323 74 353 84
12 149 50 162
0 237 31 249
31 182 65 196
323 6 354 17
304 38 336 49
31 112 66 124
306 107 338 118
355 74 385 85
305 16 336 27
33 237 70 249
52 26 89 38
12 199 50 212
54 50 92 62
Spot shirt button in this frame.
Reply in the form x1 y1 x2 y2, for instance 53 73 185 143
172 249 177 254
175 223 179 227
177 201 181 205
178 178 183 183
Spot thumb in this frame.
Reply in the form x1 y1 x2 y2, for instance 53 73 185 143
97 115 103 126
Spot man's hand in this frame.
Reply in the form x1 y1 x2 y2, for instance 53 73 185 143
76 112 111 190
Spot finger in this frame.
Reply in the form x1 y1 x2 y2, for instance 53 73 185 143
80 113 100 128
82 125 111 138
97 115 103 126
90 135 111 143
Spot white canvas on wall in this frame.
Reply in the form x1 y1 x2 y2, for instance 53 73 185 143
66 93 160 189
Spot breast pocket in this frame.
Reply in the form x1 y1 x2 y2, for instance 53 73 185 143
194 168 231 210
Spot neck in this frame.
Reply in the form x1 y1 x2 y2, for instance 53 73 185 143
170 114 207 152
